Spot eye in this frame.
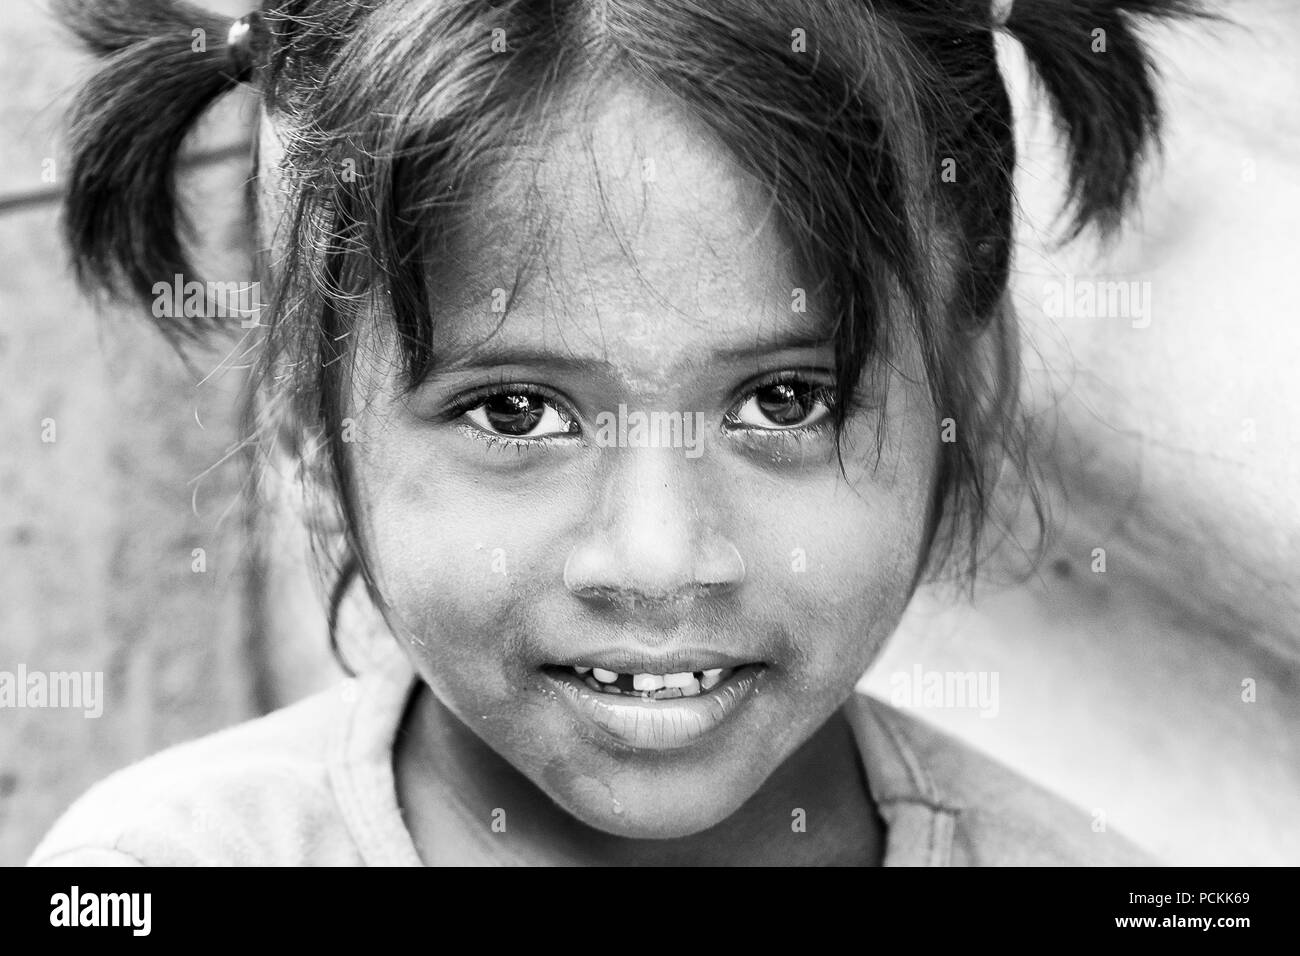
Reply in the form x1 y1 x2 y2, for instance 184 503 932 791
728 378 837 430
462 391 578 439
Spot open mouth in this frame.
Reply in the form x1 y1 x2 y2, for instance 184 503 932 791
541 661 768 750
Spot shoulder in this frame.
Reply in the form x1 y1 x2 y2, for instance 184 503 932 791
849 694 1158 866
29 680 365 867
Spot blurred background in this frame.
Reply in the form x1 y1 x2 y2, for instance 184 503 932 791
0 0 339 866
1 0 1296 865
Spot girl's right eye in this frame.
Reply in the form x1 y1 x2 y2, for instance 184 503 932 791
462 391 578 440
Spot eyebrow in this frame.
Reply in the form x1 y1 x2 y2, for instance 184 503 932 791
427 329 836 376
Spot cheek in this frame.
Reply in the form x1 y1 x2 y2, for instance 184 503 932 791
356 434 574 639
351 436 585 760
741 456 934 695
731 373 938 671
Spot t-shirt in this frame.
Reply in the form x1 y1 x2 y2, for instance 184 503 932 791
28 651 1153 866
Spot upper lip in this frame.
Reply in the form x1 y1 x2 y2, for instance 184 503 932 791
546 648 760 674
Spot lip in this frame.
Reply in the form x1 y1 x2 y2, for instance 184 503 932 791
545 664 767 751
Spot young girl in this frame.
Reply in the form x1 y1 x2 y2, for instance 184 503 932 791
31 0 1199 866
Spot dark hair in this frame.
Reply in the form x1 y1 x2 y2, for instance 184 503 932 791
56 0 1206 634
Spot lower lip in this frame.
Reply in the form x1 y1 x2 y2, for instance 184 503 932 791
545 665 767 751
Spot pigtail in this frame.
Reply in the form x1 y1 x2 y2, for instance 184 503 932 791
1001 0 1206 236
56 0 257 333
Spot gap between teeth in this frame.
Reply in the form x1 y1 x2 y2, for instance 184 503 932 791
573 666 731 699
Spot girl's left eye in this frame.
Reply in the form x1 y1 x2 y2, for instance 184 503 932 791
728 379 837 430
463 392 578 440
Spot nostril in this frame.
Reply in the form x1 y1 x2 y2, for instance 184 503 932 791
566 584 627 605
566 581 735 608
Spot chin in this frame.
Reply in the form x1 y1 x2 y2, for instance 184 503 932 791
539 751 773 840
563 789 751 840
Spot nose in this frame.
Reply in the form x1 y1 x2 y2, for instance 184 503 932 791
563 446 745 605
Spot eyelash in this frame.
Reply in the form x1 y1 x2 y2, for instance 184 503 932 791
445 382 578 451
446 373 840 449
723 372 839 437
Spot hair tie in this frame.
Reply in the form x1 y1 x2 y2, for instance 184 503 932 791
226 12 264 83
991 0 1014 28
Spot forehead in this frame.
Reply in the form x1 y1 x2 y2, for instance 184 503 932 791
425 82 829 375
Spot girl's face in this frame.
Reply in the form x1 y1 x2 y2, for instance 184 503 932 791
347 85 939 837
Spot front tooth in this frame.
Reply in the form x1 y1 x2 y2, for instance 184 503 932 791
663 672 694 688
678 677 701 697
592 667 618 684
700 669 723 690
574 666 592 675
632 673 666 691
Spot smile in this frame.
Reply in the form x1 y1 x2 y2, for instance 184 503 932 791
542 662 767 750
572 664 733 699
